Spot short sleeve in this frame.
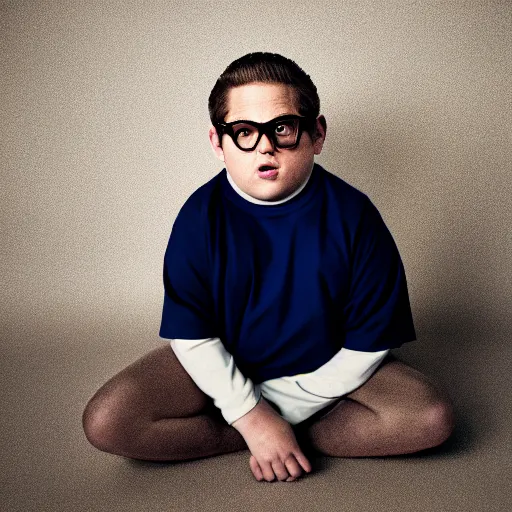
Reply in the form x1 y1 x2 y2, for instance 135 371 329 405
159 201 217 340
342 197 417 352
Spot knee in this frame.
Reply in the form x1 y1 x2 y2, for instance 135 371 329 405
82 386 139 456
418 398 456 449
82 395 119 454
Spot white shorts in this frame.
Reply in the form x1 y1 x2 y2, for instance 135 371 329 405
256 374 346 425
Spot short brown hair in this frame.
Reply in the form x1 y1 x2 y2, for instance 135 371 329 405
208 52 320 136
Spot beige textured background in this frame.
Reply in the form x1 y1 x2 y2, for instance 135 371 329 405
1 1 511 511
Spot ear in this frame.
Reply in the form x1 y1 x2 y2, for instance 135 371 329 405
312 115 327 155
209 125 225 162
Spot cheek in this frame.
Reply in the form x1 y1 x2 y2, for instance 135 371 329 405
288 148 314 168
224 149 255 175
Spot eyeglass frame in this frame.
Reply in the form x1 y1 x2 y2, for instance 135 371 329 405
214 114 317 152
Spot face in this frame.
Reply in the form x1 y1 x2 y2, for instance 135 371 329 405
209 82 326 201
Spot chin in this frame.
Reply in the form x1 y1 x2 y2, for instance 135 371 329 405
262 191 288 202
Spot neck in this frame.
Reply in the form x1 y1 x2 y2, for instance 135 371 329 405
226 167 313 205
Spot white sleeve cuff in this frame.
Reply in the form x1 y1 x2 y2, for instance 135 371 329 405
294 348 389 398
169 337 261 425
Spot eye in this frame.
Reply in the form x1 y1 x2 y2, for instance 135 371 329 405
275 122 293 136
233 124 256 138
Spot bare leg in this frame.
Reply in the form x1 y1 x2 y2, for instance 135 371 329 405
294 354 456 457
82 345 248 461
83 347 455 462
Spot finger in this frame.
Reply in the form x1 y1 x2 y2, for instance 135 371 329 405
260 460 277 482
284 455 303 480
271 460 290 482
249 455 263 481
294 450 313 473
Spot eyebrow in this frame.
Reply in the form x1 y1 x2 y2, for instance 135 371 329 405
225 113 299 124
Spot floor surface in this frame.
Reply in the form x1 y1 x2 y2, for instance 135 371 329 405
1 310 510 512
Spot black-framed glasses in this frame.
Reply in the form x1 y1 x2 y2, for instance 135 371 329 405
215 114 316 152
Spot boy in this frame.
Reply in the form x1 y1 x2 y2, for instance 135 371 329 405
83 52 455 483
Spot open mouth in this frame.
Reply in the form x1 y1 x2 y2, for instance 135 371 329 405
257 164 279 178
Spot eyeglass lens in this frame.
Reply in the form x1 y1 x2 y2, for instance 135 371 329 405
232 119 300 150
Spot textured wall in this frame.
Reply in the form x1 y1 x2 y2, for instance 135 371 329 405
2 0 511 344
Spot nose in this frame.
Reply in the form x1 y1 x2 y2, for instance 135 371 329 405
257 132 275 154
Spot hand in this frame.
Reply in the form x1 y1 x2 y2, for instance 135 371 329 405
232 397 312 482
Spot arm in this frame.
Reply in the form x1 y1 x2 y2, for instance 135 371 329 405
170 337 312 482
294 347 389 398
170 337 262 425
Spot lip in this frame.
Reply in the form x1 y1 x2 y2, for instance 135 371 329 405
258 169 279 179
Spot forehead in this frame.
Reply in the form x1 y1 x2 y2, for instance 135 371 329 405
225 82 299 123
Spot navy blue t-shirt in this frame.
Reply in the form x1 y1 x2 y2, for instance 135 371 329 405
159 163 416 384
